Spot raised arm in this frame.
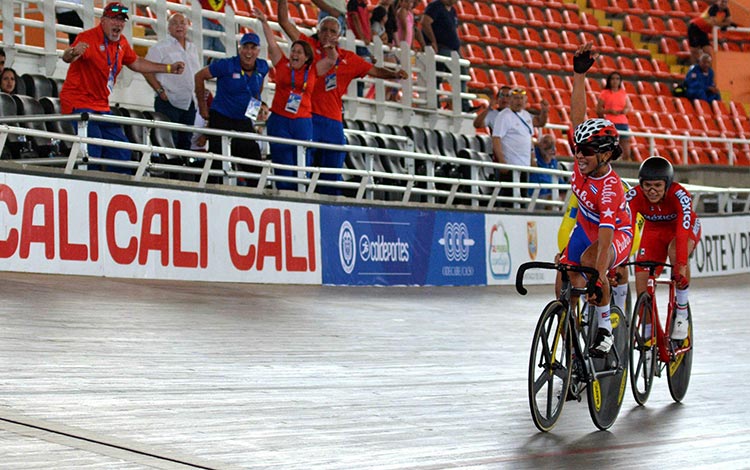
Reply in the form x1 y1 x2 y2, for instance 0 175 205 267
571 42 596 128
278 0 301 42
254 8 283 66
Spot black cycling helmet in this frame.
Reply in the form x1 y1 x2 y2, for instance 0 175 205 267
638 156 674 189
573 118 623 160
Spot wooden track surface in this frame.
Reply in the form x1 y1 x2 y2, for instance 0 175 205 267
1 272 749 469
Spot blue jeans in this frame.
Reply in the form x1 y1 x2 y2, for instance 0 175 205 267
154 98 196 151
311 114 346 195
267 113 313 190
202 17 225 56
73 109 132 174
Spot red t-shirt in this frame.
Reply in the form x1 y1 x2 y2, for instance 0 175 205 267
599 88 629 125
270 56 317 119
301 34 373 122
626 182 698 266
59 26 138 114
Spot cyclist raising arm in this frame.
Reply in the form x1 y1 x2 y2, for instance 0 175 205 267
560 43 634 356
626 156 701 340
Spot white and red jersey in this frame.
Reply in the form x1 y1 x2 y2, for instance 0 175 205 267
626 182 699 266
570 163 633 240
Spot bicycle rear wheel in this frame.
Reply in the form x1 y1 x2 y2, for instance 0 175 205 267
668 304 693 402
587 305 629 430
528 300 572 432
629 292 657 405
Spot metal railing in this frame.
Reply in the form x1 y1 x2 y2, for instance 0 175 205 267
1 113 749 215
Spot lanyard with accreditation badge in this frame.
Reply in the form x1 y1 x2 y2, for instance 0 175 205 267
104 37 120 93
242 67 263 120
285 65 309 114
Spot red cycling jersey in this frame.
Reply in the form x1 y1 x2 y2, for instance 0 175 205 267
626 182 700 267
570 163 633 239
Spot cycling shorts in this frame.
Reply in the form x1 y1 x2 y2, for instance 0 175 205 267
560 223 633 268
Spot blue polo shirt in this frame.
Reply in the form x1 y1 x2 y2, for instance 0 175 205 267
209 56 269 120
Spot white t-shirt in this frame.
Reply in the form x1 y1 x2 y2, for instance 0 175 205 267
491 108 534 167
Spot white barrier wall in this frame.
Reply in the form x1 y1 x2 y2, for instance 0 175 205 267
1 172 748 285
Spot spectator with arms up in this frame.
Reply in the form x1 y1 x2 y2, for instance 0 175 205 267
278 0 408 194
254 7 336 191
194 32 269 186
626 157 701 340
59 2 185 174
559 42 633 356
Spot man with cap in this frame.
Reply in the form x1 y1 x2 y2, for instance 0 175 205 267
277 0 408 195
194 31 269 186
59 2 186 174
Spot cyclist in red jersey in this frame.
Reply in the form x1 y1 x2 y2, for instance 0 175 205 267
626 156 701 340
559 43 634 356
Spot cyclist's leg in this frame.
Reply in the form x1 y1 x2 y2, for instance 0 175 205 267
610 266 629 313
668 237 697 339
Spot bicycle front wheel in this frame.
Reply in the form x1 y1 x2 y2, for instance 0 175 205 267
528 300 572 432
587 305 629 430
668 304 693 402
629 292 657 405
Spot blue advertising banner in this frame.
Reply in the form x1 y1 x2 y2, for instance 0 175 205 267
320 206 486 286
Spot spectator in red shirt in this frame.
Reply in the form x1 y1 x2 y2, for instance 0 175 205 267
59 2 185 174
278 0 407 195
687 0 732 64
254 7 336 191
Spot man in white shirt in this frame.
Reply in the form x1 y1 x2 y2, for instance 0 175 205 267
144 13 201 150
491 86 549 204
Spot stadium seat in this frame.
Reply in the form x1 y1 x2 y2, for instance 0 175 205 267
500 25 522 46
490 69 509 87
528 72 548 90
523 49 544 70
617 35 650 57
507 4 528 24
504 48 524 68
456 1 477 21
462 44 487 65
543 50 565 72
481 24 503 45
524 6 545 27
20 74 54 99
544 9 564 29
595 33 616 54
598 55 617 75
39 96 76 155
468 67 491 90
485 45 505 66
11 95 54 158
494 4 523 25
615 56 638 77
520 27 543 48
508 70 530 89
459 23 481 43
473 2 493 22
544 29 576 52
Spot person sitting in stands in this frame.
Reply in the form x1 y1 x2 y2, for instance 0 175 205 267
684 53 721 103
0 67 19 94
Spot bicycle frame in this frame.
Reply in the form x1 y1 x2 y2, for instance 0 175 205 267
641 265 693 366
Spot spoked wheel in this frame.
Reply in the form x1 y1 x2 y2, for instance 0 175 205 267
629 293 657 405
668 304 693 402
528 301 572 432
587 305 629 430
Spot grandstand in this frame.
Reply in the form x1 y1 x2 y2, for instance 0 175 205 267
0 0 749 203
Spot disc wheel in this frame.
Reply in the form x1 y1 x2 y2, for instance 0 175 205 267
668 304 693 402
587 305 629 430
629 293 657 405
528 301 572 432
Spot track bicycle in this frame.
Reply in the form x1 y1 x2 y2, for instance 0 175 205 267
516 261 629 432
624 261 693 405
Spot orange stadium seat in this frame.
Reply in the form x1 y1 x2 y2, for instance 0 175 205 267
504 48 524 68
462 44 487 65
508 70 530 89
459 23 481 43
485 45 504 66
499 25 522 46
474 2 494 22
667 18 688 37
494 4 524 25
657 0 687 18
521 27 543 48
543 51 564 72
545 30 576 52
618 35 651 57
545 9 564 29
660 37 691 61
598 55 617 75
561 30 582 52
455 1 477 21
692 99 712 117
596 33 617 54
528 72 547 90
468 67 491 90
525 6 545 28
547 74 568 92
615 56 638 77
507 4 528 24
490 69 509 87
523 49 545 70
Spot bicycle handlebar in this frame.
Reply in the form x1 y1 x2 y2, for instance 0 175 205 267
515 261 599 296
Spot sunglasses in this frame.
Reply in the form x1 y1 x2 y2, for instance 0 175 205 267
576 145 599 157
510 89 526 96
108 5 129 13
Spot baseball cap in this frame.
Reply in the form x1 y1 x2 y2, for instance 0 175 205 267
240 32 260 46
103 2 129 20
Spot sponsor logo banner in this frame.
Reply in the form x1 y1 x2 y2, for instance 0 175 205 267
321 206 485 286
0 173 321 283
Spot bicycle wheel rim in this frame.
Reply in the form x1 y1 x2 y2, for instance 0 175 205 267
587 305 629 430
630 292 656 405
528 301 572 432
668 304 693 402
